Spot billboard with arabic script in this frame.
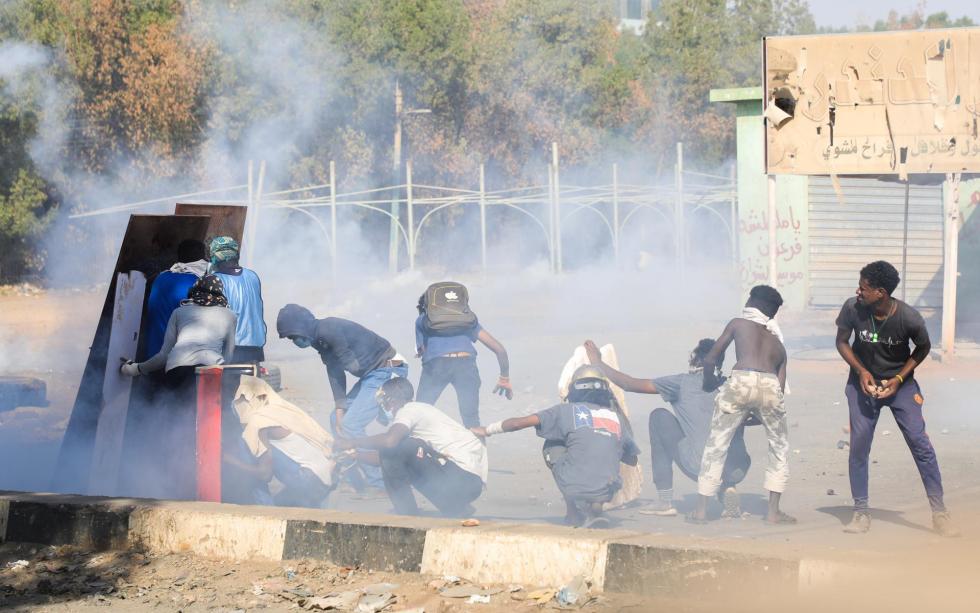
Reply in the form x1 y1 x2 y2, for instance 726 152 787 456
763 28 980 175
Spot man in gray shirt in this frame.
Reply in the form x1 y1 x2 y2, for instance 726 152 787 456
473 365 639 528
585 339 751 518
120 274 236 499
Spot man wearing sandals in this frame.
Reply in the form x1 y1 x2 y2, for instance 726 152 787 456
689 285 794 525
835 261 958 537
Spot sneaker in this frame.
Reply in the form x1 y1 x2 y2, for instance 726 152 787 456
719 487 741 519
932 512 961 538
843 511 871 534
640 500 678 516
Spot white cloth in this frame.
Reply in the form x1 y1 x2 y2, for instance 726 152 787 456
269 433 335 486
233 376 336 487
741 307 785 344
556 344 643 510
169 259 209 277
393 402 488 483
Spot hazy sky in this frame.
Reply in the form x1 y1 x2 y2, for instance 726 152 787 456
809 0 977 29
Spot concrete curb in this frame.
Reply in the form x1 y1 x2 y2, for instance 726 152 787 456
0 491 861 597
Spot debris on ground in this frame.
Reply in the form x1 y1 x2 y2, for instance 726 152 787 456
0 542 630 611
556 575 592 608
467 593 491 604
461 518 481 527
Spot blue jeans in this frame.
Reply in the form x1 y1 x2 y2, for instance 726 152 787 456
846 374 945 512
330 364 409 488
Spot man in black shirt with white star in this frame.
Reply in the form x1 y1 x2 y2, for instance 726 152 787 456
835 260 958 537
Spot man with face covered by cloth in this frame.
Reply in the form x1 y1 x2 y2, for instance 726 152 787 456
473 365 640 528
277 304 407 490
120 274 236 499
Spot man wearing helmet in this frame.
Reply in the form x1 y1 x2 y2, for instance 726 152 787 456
472 365 640 528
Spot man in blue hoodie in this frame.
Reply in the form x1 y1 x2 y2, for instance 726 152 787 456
277 304 407 488
144 239 208 358
210 236 266 364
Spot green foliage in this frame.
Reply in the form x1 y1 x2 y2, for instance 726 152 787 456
0 168 55 280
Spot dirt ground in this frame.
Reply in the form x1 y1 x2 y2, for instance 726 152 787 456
0 542 694 613
2 269 980 608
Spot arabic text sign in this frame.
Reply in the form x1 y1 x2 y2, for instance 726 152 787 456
764 28 980 175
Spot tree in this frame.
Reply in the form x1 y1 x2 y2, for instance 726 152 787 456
0 169 54 281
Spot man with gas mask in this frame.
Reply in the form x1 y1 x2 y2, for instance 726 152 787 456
334 377 487 517
276 304 407 489
472 365 640 528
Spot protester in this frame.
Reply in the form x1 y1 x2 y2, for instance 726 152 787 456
835 261 958 537
473 365 640 528
415 282 512 428
209 236 267 364
584 338 751 518
689 285 792 525
334 377 486 517
276 303 407 489
226 376 337 508
144 239 208 358
120 274 236 499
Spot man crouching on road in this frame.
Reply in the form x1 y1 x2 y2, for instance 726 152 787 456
689 285 793 525
334 377 487 517
472 365 640 529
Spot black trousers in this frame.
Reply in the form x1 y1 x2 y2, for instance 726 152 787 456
119 366 199 500
379 437 483 516
416 357 481 427
648 407 750 491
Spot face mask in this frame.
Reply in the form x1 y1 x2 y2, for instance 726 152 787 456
380 406 395 424
292 337 312 348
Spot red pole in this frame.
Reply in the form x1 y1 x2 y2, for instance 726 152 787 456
196 367 223 502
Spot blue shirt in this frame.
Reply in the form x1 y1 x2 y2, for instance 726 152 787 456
415 316 480 363
215 268 266 348
145 271 198 358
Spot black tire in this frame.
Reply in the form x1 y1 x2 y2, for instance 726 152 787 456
0 376 48 412
259 364 282 392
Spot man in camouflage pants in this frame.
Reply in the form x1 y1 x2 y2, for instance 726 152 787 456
689 285 794 525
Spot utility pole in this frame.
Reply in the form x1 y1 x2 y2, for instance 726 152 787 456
388 80 403 273
386 80 430 274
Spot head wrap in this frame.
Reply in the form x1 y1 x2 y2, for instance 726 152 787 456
186 274 228 307
209 236 240 265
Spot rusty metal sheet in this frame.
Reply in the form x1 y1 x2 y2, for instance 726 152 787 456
52 214 211 493
174 203 247 244
764 28 980 175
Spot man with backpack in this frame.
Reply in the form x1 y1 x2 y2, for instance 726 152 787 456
415 282 512 428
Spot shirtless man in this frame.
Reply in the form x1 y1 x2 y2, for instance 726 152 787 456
689 285 793 524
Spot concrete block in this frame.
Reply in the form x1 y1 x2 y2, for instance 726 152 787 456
0 500 8 543
421 524 620 589
3 500 132 551
129 507 286 561
283 519 427 572
604 541 799 599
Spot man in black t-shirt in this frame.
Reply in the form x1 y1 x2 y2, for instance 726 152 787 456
835 260 958 537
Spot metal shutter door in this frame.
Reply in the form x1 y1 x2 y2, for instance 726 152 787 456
808 176 944 308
